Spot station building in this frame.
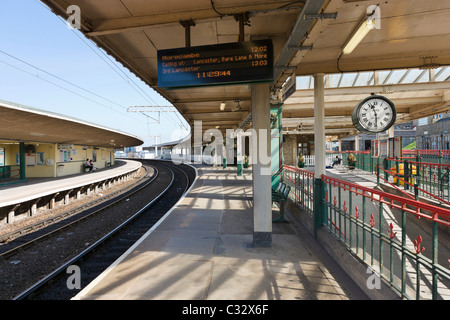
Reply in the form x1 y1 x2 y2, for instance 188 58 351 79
0 99 143 184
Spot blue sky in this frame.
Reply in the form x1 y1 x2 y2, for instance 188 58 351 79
0 0 189 147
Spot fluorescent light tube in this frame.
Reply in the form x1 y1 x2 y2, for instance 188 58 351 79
342 19 375 55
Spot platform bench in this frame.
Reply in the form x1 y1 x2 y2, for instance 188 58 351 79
272 182 291 223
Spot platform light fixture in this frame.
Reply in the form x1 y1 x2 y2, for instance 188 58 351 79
342 18 376 55
220 102 226 111
233 99 242 112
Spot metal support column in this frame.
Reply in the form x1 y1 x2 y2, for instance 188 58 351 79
237 130 243 176
355 134 360 151
314 74 325 177
313 74 326 236
251 83 272 247
193 120 202 163
19 142 26 181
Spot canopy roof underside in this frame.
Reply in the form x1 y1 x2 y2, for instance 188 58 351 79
39 0 450 138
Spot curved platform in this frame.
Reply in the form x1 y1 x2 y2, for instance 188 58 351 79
0 160 142 206
0 160 142 225
73 165 359 300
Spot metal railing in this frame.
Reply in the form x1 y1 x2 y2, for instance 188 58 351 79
332 151 376 173
403 149 450 165
284 165 315 216
283 164 450 300
380 157 450 206
0 166 20 180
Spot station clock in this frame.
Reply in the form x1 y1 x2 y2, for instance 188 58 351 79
352 95 397 133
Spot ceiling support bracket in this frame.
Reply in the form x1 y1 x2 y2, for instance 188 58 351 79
234 13 251 42
288 45 314 51
180 19 196 47
304 12 338 20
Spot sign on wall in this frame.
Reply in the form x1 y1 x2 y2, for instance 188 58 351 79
157 39 273 88
0 148 4 166
26 154 36 167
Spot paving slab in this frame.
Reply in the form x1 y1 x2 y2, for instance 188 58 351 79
74 166 351 300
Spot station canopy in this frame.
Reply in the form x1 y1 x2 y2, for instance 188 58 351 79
40 0 450 137
0 100 143 148
284 67 450 138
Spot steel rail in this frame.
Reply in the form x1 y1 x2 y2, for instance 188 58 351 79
0 165 152 245
12 163 178 300
0 165 157 259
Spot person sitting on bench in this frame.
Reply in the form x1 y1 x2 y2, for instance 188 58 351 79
85 159 94 172
332 155 341 167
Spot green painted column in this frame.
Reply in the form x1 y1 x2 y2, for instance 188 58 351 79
19 142 26 181
313 73 325 237
270 104 283 189
313 178 326 237
237 130 243 176
237 162 243 176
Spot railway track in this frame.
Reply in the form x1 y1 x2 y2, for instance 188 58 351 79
0 165 155 256
0 160 195 300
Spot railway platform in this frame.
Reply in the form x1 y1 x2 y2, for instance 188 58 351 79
0 159 142 206
73 164 370 300
0 159 142 225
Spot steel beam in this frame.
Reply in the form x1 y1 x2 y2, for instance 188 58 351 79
273 0 329 88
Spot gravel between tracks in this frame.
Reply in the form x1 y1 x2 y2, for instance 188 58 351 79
0 165 155 300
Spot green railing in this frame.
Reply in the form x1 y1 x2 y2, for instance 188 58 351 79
328 150 450 173
379 157 450 205
403 149 450 165
0 165 22 186
328 149 450 205
330 151 376 173
283 165 315 216
284 164 450 300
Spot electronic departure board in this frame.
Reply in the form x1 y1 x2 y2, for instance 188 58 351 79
157 39 273 89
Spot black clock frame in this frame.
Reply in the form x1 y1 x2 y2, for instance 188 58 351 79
351 95 397 134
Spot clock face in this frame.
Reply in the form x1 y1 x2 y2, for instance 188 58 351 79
352 95 396 133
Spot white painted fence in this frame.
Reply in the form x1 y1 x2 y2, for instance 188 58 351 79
300 154 343 167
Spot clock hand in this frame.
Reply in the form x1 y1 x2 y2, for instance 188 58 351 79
369 103 378 127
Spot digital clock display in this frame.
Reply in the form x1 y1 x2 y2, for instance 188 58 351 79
157 39 273 89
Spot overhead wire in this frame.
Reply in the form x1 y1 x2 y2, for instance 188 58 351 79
63 13 190 135
0 49 128 112
0 58 144 123
49 3 189 131
32 0 188 134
